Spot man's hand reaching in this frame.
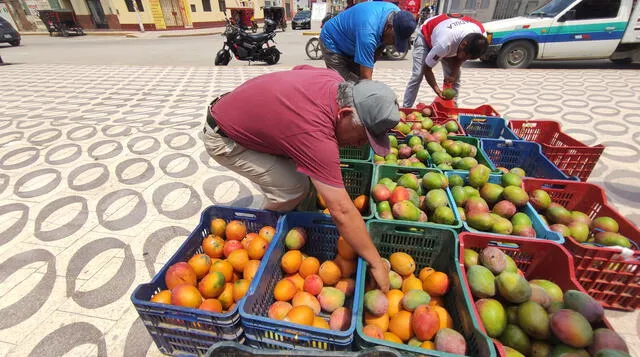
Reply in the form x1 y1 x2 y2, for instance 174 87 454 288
369 257 390 293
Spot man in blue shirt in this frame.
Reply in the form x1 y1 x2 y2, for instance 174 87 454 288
320 2 417 82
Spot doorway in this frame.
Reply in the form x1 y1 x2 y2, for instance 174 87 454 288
86 0 108 28
160 0 185 27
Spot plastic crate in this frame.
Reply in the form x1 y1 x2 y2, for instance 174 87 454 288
444 171 563 243
458 115 518 140
522 178 640 311
312 160 374 219
391 108 466 138
239 212 364 351
431 102 500 120
205 341 403 357
434 136 497 173
371 165 463 231
508 120 605 182
356 220 496 357
131 205 281 357
340 144 373 162
480 139 575 181
458 232 615 357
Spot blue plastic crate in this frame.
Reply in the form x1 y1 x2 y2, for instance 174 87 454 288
239 212 364 351
131 205 281 357
480 139 576 181
206 341 403 356
458 115 519 139
356 220 496 357
444 171 564 243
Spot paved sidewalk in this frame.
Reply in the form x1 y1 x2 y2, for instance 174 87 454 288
0 64 638 356
20 26 226 38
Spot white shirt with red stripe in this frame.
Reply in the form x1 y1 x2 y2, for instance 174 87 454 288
421 14 485 68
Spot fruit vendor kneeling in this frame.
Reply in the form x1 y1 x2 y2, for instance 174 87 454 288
202 65 399 291
402 13 489 107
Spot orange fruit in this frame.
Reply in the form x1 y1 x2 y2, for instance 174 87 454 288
274 279 297 301
386 289 404 318
198 271 226 298
188 253 212 279
432 305 453 329
171 284 203 308
334 255 356 279
199 299 222 313
337 236 357 261
365 312 390 332
243 260 261 281
353 194 368 213
268 301 293 320
299 256 320 278
312 316 330 329
284 305 315 326
422 271 449 297
383 331 404 344
259 226 276 243
241 233 260 250
318 260 342 285
202 235 225 259
292 291 321 314
227 249 249 273
317 194 327 209
210 218 226 238
402 275 423 293
388 310 414 342
419 267 435 282
150 290 171 304
286 273 305 291
389 252 416 276
247 236 268 260
232 279 251 302
218 283 234 310
210 260 234 282
280 250 303 274
225 220 247 241
420 341 435 350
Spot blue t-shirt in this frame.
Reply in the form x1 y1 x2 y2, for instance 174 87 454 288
320 2 398 69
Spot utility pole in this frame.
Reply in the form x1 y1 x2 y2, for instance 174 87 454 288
132 0 145 32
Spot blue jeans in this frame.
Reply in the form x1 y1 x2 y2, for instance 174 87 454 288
403 33 461 108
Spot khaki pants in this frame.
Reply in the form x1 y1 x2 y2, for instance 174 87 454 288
202 123 316 212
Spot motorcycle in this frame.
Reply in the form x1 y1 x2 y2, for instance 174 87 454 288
215 18 281 66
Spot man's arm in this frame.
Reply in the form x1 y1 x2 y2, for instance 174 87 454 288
444 59 463 84
360 66 374 80
423 64 444 99
312 178 390 292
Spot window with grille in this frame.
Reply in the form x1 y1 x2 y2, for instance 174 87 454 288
125 0 144 12
202 0 212 11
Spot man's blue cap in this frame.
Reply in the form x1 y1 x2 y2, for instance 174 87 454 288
393 11 417 53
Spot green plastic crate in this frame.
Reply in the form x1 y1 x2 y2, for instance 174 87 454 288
371 165 462 231
355 220 496 357
340 144 373 162
431 136 497 172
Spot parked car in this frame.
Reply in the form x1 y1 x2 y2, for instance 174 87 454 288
0 17 20 46
292 10 311 30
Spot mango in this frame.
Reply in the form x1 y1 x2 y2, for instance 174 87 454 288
500 172 520 186
432 206 455 225
531 341 551 357
493 200 517 219
502 186 530 208
550 344 590 357
530 280 563 303
392 201 421 221
476 298 507 338
529 189 551 211
426 142 443 153
467 265 495 298
388 271 403 290
457 207 467 221
480 247 507 274
456 157 478 170
451 186 468 207
377 201 391 213
563 289 604 323
518 301 550 339
435 328 466 355
406 188 420 207
397 173 420 192
402 289 430 312
363 289 388 317
591 216 619 233
372 184 391 202
512 224 536 238
549 301 565 314
492 217 514 235
412 305 440 341
463 185 480 198
379 177 397 192
550 224 572 238
550 309 594 348
424 189 448 212
466 196 490 213
469 164 491 188
422 172 446 190
589 328 629 356
500 324 531 356
510 167 526 177
595 232 631 248
511 212 532 227
496 271 531 303
506 306 519 324
547 206 572 225
432 152 452 166
529 284 551 308
504 255 518 274
467 211 494 231
504 346 525 357
449 174 464 187
570 211 591 226
463 249 479 269
594 350 631 357
480 183 504 205
568 222 590 243
318 287 345 313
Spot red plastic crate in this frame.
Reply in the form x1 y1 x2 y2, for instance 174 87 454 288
459 232 615 357
431 102 500 120
508 120 605 182
392 107 466 137
522 178 640 311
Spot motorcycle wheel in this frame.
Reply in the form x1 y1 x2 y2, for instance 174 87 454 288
215 49 231 66
264 48 280 65
384 45 407 60
305 37 323 60
252 25 257 33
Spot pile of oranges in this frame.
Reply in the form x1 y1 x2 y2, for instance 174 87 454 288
150 218 276 313
318 194 368 216
267 228 358 331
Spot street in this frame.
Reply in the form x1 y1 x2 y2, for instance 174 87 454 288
0 22 640 357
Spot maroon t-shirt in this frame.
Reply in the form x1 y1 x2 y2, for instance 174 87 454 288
211 65 344 187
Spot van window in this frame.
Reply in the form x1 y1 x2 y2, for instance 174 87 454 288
570 0 621 20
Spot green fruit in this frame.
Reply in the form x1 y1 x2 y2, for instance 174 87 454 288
568 222 590 243
506 306 519 324
530 284 551 308
500 324 531 356
415 149 429 162
510 167 526 177
426 142 444 153
408 136 422 147
594 350 631 357
547 205 572 225
467 212 494 231
496 271 531 303
550 344 590 357
502 186 530 208
437 163 453 170
531 341 552 357
564 290 604 323
402 289 431 311
530 280 563 303
442 88 457 100
377 201 391 213
467 265 496 298
397 123 411 135
422 172 446 190
504 255 518 273
595 232 631 248
389 135 398 148
457 207 466 220
455 157 479 170
445 121 459 133
407 337 423 347
480 183 505 205
591 216 619 233
425 189 448 212
421 118 433 130
476 298 507 338
504 346 525 357
590 328 630 356
391 201 421 221
463 186 480 197
501 172 523 187
397 173 420 191
511 212 532 227
431 151 453 165
468 164 491 188
570 211 591 226
433 206 455 225
446 142 463 157
410 161 427 168
518 301 550 339
463 249 479 269
451 186 468 207
448 174 465 187
529 189 552 211
549 301 565 314
384 153 398 162
550 309 594 348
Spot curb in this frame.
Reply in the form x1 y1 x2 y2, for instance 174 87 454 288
158 31 221 38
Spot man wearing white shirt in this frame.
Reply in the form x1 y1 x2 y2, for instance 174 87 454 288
403 13 488 107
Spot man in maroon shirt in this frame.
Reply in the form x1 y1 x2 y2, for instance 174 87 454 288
202 65 399 291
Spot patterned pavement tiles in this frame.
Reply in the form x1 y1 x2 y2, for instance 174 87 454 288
0 64 638 356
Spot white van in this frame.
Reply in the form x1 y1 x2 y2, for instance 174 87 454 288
481 0 640 68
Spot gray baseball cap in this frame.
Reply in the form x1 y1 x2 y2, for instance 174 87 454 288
352 80 400 156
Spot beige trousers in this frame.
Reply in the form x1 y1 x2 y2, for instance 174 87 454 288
202 124 315 212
